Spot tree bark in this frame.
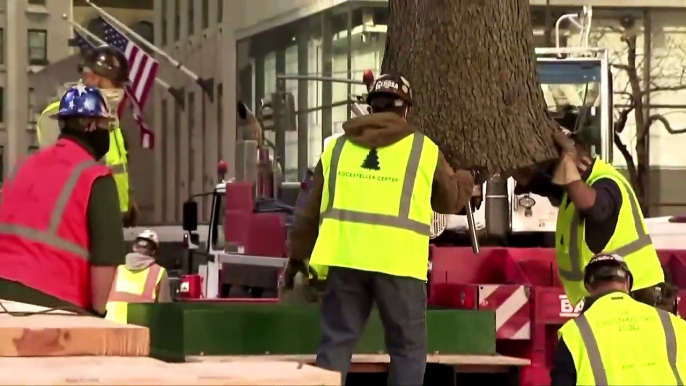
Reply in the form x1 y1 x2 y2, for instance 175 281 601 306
381 0 559 174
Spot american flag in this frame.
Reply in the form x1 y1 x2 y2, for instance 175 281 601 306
100 18 158 149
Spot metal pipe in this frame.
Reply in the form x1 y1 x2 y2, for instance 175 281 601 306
466 202 480 254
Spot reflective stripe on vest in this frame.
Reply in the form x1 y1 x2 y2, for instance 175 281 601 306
108 264 162 303
0 160 97 260
558 178 651 282
573 308 683 386
322 132 430 236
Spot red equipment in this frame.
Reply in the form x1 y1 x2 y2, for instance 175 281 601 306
429 245 686 386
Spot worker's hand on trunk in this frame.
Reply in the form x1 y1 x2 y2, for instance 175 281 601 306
282 258 309 290
552 130 577 159
123 198 139 228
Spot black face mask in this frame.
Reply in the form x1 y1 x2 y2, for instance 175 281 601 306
88 130 111 160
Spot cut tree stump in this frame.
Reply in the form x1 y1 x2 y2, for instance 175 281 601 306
381 0 560 174
0 300 149 357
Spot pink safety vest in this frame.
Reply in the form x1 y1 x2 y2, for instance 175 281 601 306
0 138 111 308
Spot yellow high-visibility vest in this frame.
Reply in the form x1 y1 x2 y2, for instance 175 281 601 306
309 131 438 280
559 292 686 385
38 101 130 212
105 264 165 324
555 158 664 305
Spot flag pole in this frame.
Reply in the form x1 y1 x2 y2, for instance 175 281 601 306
85 0 214 102
66 17 186 109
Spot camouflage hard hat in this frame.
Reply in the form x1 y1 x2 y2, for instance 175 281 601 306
366 74 413 106
80 45 129 84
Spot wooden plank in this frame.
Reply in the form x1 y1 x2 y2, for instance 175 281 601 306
0 357 341 385
186 353 531 367
0 300 149 357
178 361 341 385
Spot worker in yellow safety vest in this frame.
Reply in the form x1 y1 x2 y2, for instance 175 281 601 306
551 253 686 385
512 111 673 312
36 45 138 227
106 230 171 324
285 73 478 385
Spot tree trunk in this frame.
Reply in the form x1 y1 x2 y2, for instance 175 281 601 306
381 0 559 174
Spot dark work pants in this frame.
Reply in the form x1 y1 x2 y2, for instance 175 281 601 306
315 266 427 386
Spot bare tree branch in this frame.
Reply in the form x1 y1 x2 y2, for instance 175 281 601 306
614 131 639 188
638 114 686 141
614 103 635 134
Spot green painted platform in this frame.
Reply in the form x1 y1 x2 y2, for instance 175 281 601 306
128 302 496 362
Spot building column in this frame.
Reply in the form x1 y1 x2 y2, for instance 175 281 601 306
321 11 333 143
297 28 309 177
6 0 28 171
223 2 237 179
275 48 286 175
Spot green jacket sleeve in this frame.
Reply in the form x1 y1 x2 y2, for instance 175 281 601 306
88 176 126 266
36 104 61 148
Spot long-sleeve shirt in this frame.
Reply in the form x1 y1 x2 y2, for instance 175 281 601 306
514 163 623 253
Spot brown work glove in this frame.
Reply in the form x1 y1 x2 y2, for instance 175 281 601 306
551 131 582 186
122 197 139 228
282 258 310 290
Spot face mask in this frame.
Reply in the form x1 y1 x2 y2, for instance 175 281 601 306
88 130 111 160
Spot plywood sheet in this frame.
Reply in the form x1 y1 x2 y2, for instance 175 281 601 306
0 357 341 385
178 360 341 385
0 300 149 357
0 357 196 385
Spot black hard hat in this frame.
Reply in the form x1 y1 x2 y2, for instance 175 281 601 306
584 253 634 291
366 74 413 106
80 45 129 84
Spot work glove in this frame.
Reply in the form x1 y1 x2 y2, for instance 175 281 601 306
282 258 310 290
551 131 582 186
470 167 488 210
122 197 139 228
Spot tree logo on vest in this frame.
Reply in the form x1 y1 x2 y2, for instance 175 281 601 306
361 149 380 171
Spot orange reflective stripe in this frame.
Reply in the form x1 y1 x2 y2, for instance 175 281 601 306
108 265 162 303
0 160 98 260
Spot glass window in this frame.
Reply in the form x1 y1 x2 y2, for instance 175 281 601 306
28 29 47 65
0 87 4 122
217 83 223 160
28 0 46 4
161 98 169 218
174 98 181 220
202 0 209 29
0 146 4 182
0 28 4 65
174 0 180 41
538 59 603 157
217 0 223 24
188 0 195 35
28 88 36 123
160 0 168 46
188 92 195 187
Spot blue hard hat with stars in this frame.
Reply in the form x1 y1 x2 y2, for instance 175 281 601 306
51 84 113 120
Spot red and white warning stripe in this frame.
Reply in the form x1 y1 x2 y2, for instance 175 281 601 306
478 285 531 340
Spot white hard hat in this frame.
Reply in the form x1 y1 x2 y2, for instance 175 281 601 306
136 229 159 247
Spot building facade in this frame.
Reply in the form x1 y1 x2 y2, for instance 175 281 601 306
149 0 686 225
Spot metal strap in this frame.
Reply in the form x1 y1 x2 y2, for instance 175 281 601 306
108 264 162 303
322 132 430 236
574 308 682 385
0 160 98 260
559 178 652 281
